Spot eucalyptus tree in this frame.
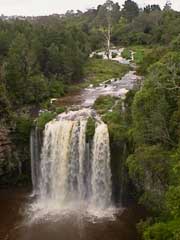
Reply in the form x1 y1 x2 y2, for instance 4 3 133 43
95 0 120 58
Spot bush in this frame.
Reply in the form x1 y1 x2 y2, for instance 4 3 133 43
133 48 145 64
127 145 170 212
170 34 180 51
143 220 180 240
94 95 116 114
15 114 33 144
94 97 128 142
137 47 167 74
55 106 66 114
49 79 65 98
86 117 96 142
121 48 132 60
37 111 56 129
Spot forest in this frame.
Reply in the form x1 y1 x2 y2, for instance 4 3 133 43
0 0 180 239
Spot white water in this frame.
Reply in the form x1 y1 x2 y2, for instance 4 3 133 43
30 109 113 220
91 123 111 208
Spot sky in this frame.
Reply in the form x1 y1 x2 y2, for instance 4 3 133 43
0 0 180 16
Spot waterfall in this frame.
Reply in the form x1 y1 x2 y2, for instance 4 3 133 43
91 123 111 208
30 127 41 194
31 109 112 213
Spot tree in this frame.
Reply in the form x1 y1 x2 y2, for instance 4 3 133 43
132 86 171 146
144 5 161 14
0 83 10 121
163 0 172 11
95 1 120 59
5 34 30 104
122 0 139 22
127 145 170 211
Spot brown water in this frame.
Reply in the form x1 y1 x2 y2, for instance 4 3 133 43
57 71 140 108
0 189 145 240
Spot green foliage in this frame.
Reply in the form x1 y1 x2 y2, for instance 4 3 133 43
121 48 132 59
132 86 170 145
94 95 116 114
54 106 66 114
122 0 139 22
103 111 127 142
15 114 33 144
171 34 180 51
84 59 130 86
86 117 96 142
166 186 180 219
36 111 56 129
143 219 180 240
0 83 11 121
127 145 170 211
49 79 65 98
0 20 91 109
113 7 180 46
136 46 167 75
127 47 180 239
94 96 128 142
133 48 145 64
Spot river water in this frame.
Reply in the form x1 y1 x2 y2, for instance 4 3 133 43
0 189 145 240
0 49 144 240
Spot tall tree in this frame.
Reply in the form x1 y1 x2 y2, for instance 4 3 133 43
122 0 139 22
95 1 120 58
163 0 172 11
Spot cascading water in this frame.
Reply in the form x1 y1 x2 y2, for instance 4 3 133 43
30 127 42 194
91 123 111 208
30 109 113 218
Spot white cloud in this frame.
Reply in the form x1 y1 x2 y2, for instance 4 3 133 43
0 0 179 16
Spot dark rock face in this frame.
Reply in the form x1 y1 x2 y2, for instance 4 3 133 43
0 127 31 186
0 128 15 179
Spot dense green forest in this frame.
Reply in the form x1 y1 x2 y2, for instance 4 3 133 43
0 0 180 239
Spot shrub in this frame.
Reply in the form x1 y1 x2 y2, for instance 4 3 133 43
94 95 116 114
121 48 132 60
15 114 33 144
37 111 56 129
86 117 96 142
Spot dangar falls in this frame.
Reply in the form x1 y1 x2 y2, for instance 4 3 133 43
0 49 145 240
30 109 112 219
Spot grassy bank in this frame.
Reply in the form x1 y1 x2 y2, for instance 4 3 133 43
67 58 131 92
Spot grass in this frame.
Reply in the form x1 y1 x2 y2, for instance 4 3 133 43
83 58 130 86
133 48 146 65
67 58 130 92
130 46 152 65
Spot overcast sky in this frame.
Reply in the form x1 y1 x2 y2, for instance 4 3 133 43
0 0 180 16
